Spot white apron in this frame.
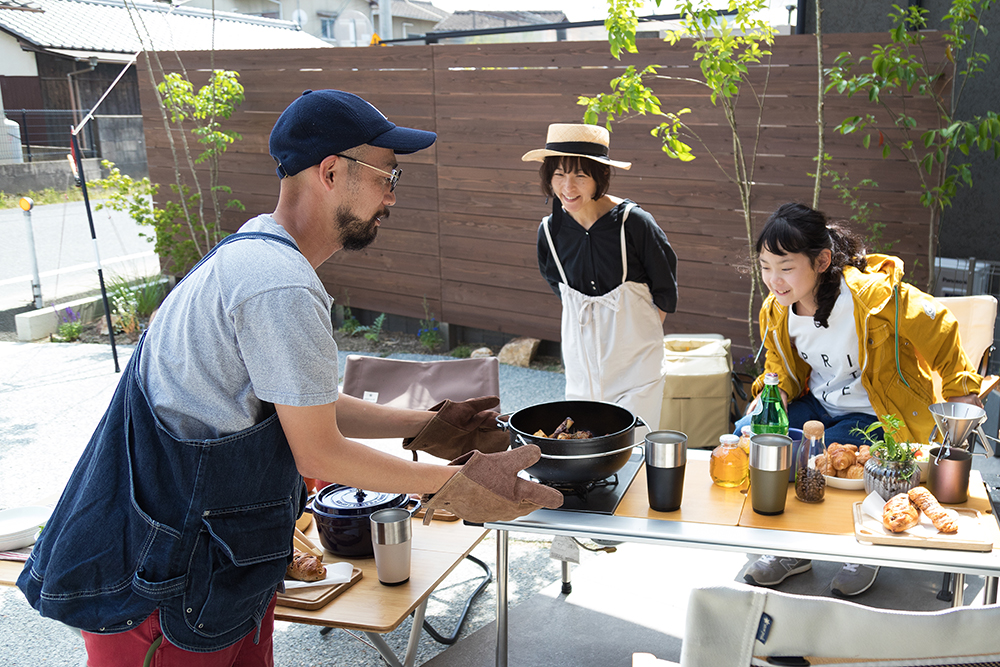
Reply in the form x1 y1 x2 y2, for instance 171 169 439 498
542 203 665 433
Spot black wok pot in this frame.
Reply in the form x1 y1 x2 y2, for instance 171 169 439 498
500 400 643 484
308 485 420 558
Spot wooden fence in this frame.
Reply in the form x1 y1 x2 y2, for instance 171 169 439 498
137 33 943 360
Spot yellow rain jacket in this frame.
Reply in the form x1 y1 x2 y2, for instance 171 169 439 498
752 254 982 443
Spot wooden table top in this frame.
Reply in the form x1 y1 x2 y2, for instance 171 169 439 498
274 517 487 633
614 453 998 553
616 458 748 526
1 515 487 635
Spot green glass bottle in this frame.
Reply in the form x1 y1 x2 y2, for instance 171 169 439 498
751 372 789 435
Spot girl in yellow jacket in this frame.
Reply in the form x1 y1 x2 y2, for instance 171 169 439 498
739 202 983 595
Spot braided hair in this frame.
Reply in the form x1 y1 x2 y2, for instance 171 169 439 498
755 203 868 328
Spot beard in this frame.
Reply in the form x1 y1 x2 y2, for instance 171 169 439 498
336 205 385 251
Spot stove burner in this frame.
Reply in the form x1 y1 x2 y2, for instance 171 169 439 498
537 474 620 501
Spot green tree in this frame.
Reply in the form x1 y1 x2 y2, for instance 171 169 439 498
825 0 1000 289
580 0 776 348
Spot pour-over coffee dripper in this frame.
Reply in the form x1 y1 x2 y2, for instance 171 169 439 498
928 402 995 458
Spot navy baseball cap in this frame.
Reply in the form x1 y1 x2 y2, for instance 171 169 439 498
269 89 437 178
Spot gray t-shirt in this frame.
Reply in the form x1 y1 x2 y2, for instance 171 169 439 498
140 214 340 440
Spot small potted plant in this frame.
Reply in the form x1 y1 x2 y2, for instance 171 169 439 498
852 414 921 500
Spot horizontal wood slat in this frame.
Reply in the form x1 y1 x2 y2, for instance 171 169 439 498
138 32 943 352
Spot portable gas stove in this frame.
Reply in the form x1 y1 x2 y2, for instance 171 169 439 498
532 448 643 515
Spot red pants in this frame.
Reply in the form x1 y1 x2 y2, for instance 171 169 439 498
82 596 276 667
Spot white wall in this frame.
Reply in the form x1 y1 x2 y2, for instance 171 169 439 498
0 32 39 77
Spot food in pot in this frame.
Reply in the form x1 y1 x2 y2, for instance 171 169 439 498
908 487 959 533
882 493 919 533
532 416 595 440
286 548 326 581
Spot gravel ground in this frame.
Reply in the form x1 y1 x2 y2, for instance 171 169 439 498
0 337 570 666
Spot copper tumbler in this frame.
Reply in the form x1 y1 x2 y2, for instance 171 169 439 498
926 447 972 504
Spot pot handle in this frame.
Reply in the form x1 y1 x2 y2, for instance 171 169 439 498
496 414 511 431
537 443 639 460
405 495 423 518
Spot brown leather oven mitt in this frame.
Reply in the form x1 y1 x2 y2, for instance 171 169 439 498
403 396 510 461
421 445 564 524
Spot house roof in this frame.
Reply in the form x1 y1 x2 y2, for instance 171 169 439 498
0 0 330 57
433 10 567 32
387 0 449 23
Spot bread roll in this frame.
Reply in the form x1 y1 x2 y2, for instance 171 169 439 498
287 548 327 581
883 493 919 533
829 446 857 471
908 487 959 533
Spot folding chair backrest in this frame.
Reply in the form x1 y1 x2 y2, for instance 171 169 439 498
341 355 500 410
937 295 998 375
681 583 1000 667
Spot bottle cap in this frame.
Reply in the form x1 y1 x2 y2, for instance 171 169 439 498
764 372 779 385
802 420 825 438
741 425 753 436
719 434 739 445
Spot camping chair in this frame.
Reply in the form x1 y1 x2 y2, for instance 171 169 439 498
934 295 1000 400
928 296 999 601
673 583 1000 666
337 354 500 644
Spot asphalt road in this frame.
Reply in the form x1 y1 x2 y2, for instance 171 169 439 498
0 199 159 312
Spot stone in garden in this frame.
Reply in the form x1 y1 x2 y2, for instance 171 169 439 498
498 337 539 368
469 347 494 359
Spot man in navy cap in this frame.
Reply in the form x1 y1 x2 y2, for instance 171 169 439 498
19 90 561 666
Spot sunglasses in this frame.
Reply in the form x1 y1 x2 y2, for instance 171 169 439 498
335 153 401 192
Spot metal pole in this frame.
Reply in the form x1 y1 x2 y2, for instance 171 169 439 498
21 110 31 163
495 530 508 667
70 130 119 373
18 197 44 309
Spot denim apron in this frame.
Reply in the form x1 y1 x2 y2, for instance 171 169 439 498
19 232 307 652
542 204 665 433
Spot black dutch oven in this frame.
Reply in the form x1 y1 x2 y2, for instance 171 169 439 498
308 484 420 558
500 400 644 484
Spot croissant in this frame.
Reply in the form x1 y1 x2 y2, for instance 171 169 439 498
843 463 865 479
829 446 857 471
287 548 327 581
883 493 920 533
908 487 959 533
813 453 834 477
856 445 871 466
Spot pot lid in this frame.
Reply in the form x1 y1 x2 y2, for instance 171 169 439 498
315 485 407 516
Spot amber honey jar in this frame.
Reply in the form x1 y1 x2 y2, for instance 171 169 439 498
710 434 749 488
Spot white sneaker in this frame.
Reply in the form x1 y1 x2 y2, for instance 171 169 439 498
743 555 813 586
831 563 880 597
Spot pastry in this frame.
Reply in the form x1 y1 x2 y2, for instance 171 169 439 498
828 445 857 471
908 487 959 533
883 493 919 533
856 445 871 466
814 453 835 477
287 548 327 581
843 463 864 479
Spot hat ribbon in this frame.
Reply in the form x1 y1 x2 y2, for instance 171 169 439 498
545 141 609 158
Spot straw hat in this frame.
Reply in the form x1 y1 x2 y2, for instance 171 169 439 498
521 123 631 170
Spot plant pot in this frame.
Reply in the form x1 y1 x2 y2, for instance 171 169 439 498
863 456 921 501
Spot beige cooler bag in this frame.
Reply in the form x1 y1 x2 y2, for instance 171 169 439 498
659 335 732 449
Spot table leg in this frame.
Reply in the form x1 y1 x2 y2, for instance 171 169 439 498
986 576 998 605
363 632 404 667
361 598 427 667
951 573 966 608
495 529 509 667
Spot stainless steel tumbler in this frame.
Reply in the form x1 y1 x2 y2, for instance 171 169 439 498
645 430 687 512
749 433 793 515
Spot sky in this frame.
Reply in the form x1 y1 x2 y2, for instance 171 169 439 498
428 1 797 26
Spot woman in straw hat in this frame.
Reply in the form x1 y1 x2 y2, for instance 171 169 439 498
523 123 678 430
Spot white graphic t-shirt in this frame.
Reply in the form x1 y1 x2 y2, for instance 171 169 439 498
788 279 875 417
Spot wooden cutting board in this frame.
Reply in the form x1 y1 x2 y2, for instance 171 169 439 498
276 568 363 610
852 503 994 552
